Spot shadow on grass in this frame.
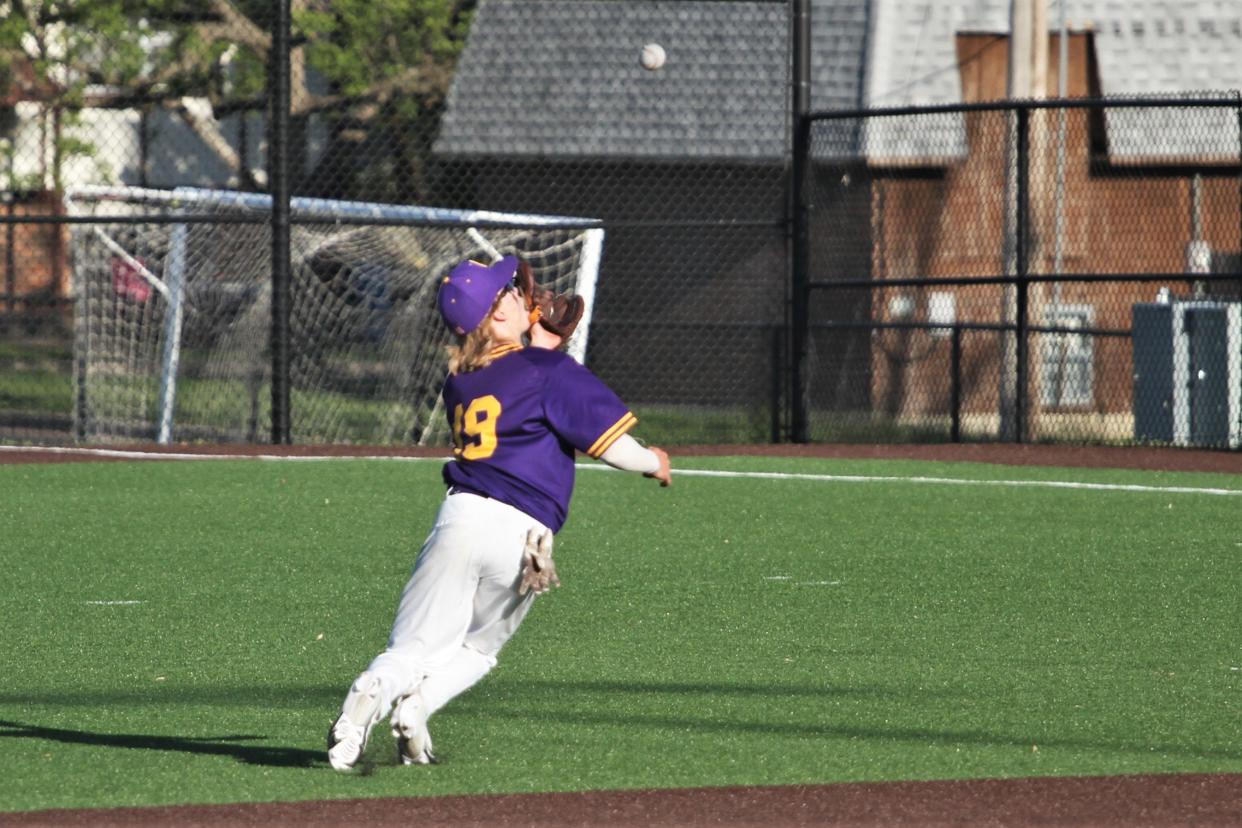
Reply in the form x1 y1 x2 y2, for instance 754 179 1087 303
495 707 1242 762
452 680 1242 765
506 677 959 700
0 684 341 708
6 677 1239 769
0 719 322 768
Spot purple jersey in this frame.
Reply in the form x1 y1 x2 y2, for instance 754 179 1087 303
441 345 635 532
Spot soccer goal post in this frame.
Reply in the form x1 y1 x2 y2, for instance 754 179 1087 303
65 185 604 446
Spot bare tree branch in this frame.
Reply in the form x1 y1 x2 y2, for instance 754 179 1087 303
204 0 272 54
84 60 449 119
173 96 268 187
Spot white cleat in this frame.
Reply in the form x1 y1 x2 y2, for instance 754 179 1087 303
391 690 437 765
327 673 384 771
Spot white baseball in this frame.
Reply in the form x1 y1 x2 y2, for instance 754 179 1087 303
640 43 666 71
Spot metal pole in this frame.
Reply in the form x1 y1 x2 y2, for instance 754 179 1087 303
1031 0 1047 98
269 0 292 445
4 144 13 324
4 193 14 320
1009 0 1033 102
771 325 783 443
1016 106 1031 443
1052 0 1068 286
1237 92 1242 303
1057 1 1067 98
788 0 812 443
950 325 962 442
156 221 187 444
997 0 1033 442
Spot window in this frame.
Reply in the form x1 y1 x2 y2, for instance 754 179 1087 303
1040 304 1095 407
927 291 955 338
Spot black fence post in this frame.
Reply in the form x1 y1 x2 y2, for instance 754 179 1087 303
950 325 962 442
1236 91 1242 301
788 0 812 443
4 195 14 322
269 0 292 445
1015 105 1031 443
771 325 784 443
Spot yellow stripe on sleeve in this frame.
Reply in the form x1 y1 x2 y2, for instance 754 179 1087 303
587 412 637 458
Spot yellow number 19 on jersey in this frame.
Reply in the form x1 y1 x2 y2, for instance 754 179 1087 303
452 395 503 460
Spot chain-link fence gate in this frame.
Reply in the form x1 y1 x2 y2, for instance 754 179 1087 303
1 2 1239 449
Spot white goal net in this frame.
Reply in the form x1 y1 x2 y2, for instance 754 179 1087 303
65 186 604 445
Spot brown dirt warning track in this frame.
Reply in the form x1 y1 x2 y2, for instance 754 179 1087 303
3 775 1242 827
1 441 1239 826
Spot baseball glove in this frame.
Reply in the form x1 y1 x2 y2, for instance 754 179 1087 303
537 293 584 339
516 260 541 313
519 528 559 596
515 259 584 341
516 262 555 324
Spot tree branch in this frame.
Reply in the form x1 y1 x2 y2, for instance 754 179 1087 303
205 0 271 54
84 61 448 119
173 96 268 188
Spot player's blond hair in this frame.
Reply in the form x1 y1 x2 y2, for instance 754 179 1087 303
446 325 500 375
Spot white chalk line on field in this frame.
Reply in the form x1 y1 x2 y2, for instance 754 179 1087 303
0 444 449 463
3 444 1239 497
576 463 1242 497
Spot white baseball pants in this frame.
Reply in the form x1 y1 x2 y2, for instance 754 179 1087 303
361 491 546 717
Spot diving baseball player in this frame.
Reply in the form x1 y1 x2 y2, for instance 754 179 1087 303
327 255 671 771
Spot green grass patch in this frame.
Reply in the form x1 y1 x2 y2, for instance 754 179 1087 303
0 371 72 413
0 339 74 414
630 404 773 444
1 456 1239 812
0 340 72 363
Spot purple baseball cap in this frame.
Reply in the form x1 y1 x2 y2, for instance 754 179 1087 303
437 256 519 336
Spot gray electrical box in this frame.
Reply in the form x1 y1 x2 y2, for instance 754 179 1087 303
1131 299 1241 448
1132 303 1174 443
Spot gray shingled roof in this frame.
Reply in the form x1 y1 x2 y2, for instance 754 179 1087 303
865 0 1242 161
435 0 869 161
811 0 872 112
436 0 1242 163
867 0 1242 105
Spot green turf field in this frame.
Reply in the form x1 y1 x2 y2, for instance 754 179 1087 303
1 455 1239 812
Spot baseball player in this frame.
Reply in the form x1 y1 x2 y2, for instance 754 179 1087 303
327 255 671 771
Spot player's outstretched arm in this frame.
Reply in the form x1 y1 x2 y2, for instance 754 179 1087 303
645 446 672 487
599 434 671 487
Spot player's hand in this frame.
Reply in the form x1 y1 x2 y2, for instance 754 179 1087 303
645 446 671 487
529 292 585 351
528 323 564 350
519 528 560 595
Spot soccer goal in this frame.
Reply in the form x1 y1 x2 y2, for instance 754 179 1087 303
65 185 604 446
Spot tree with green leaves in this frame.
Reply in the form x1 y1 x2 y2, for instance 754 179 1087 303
0 0 473 201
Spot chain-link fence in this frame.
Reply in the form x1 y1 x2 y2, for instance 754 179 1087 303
0 1 791 447
1 3 1239 449
802 98 1242 447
